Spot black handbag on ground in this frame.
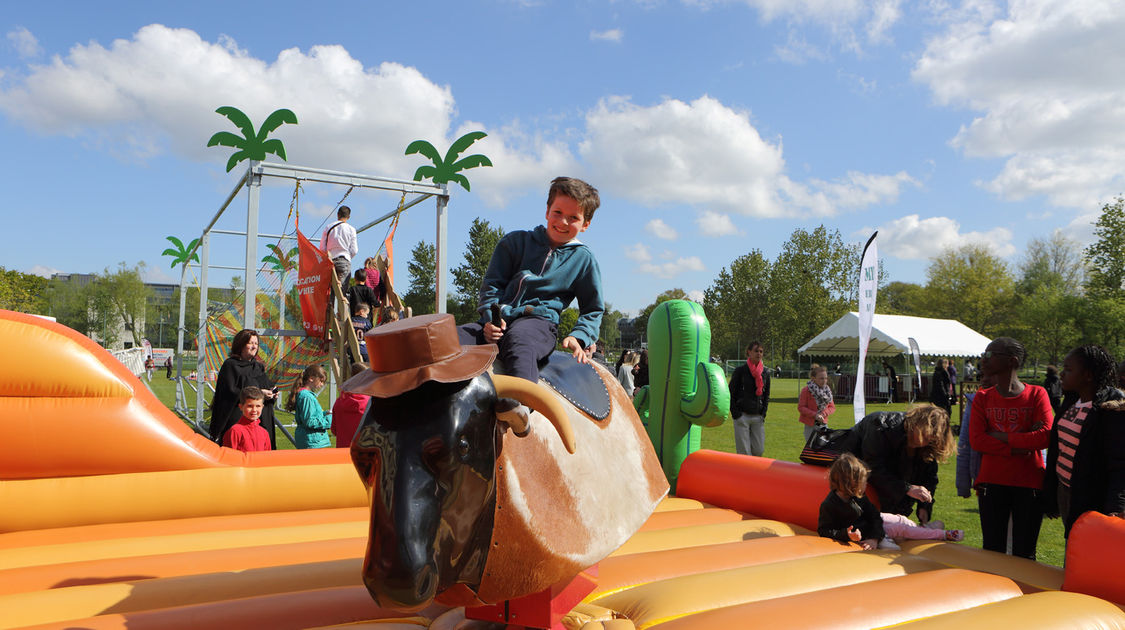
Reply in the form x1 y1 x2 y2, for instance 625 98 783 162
799 424 853 466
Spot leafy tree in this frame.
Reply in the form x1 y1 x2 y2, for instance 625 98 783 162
46 274 98 336
403 241 438 316
1021 230 1086 292
600 303 625 351
557 307 580 344
767 226 857 359
161 236 200 269
1085 197 1125 296
405 131 493 192
452 217 505 316
0 267 48 314
924 244 1015 338
94 263 153 348
207 106 298 172
634 288 690 343
703 251 771 360
878 281 929 316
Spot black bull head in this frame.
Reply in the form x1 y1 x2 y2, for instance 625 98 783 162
350 373 574 610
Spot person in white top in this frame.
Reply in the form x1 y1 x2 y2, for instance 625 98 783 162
321 205 359 289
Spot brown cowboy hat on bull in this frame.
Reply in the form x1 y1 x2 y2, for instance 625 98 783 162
342 313 575 452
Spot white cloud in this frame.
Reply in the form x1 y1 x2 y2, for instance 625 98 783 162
638 256 705 278
868 214 1016 260
687 0 903 55
28 264 61 278
625 243 652 263
580 95 913 218
913 1 1125 208
644 218 678 240
142 265 176 283
0 25 578 207
6 27 41 59
696 210 742 236
590 28 624 43
687 289 705 303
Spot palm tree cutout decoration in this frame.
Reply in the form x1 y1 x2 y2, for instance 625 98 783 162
206 106 298 172
405 131 493 192
162 236 200 269
262 244 298 329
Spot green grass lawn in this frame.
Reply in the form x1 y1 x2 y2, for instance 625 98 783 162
142 374 1066 566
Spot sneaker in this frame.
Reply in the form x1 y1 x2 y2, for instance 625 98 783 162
945 529 964 542
923 520 945 530
878 537 901 550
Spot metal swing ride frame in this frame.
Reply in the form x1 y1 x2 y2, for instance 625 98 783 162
173 160 449 430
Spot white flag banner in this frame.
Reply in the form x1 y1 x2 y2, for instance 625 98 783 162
908 337 923 391
854 232 879 423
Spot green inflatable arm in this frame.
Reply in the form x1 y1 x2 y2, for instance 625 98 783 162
634 299 730 489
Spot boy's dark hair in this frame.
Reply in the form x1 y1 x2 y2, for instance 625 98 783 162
547 177 600 222
338 205 351 220
747 341 763 353
1067 345 1117 393
354 268 367 282
829 453 869 498
239 386 265 404
356 302 370 314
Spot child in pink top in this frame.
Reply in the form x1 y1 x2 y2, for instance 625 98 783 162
223 386 272 453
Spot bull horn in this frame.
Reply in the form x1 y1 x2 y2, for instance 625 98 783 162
492 374 577 454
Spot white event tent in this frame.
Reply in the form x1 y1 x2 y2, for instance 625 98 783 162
798 312 991 358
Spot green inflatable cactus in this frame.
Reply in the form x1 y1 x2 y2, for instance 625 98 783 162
633 299 730 490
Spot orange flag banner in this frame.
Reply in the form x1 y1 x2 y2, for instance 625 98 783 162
296 230 333 337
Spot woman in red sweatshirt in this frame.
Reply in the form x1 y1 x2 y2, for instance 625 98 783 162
969 337 1053 559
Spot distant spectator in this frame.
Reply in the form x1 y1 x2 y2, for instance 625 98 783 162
1043 365 1063 416
1042 345 1125 538
633 349 649 391
930 358 953 417
321 205 358 290
883 360 898 403
209 329 279 449
144 356 155 381
288 365 332 449
332 363 371 449
165 356 173 379
970 336 1053 559
728 341 770 457
617 350 637 395
798 364 835 441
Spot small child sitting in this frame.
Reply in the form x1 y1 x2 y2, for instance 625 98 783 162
819 453 963 550
351 303 374 361
222 386 272 453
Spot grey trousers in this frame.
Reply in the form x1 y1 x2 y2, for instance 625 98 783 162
734 414 765 456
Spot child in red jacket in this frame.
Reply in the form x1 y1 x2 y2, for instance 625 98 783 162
223 386 272 453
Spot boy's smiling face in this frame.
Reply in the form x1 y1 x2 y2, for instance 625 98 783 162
239 397 264 422
544 193 589 247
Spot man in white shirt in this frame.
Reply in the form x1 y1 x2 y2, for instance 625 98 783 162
321 205 359 289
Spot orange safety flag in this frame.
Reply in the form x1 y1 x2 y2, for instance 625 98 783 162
296 229 333 337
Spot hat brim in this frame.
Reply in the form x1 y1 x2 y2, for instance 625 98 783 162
342 343 498 398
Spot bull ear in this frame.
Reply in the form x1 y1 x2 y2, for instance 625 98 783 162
496 398 530 436
492 374 576 454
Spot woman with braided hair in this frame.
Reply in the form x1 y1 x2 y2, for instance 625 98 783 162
1041 344 1125 538
969 336 1053 559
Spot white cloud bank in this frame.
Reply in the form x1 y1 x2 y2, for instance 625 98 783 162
581 95 916 218
868 214 1016 260
913 0 1125 209
0 25 915 222
645 218 678 240
7 27 42 59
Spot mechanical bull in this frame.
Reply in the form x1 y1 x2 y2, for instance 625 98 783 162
344 314 669 611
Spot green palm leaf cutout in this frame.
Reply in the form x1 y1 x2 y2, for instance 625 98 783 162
162 236 200 268
262 244 298 272
207 106 298 172
404 132 492 192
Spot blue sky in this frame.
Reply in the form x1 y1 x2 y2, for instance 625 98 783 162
2 1 1123 315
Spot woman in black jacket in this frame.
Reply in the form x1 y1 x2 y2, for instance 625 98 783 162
1042 345 1125 538
929 359 953 417
208 329 280 449
846 404 955 525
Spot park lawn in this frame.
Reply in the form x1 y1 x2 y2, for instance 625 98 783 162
141 374 1066 567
